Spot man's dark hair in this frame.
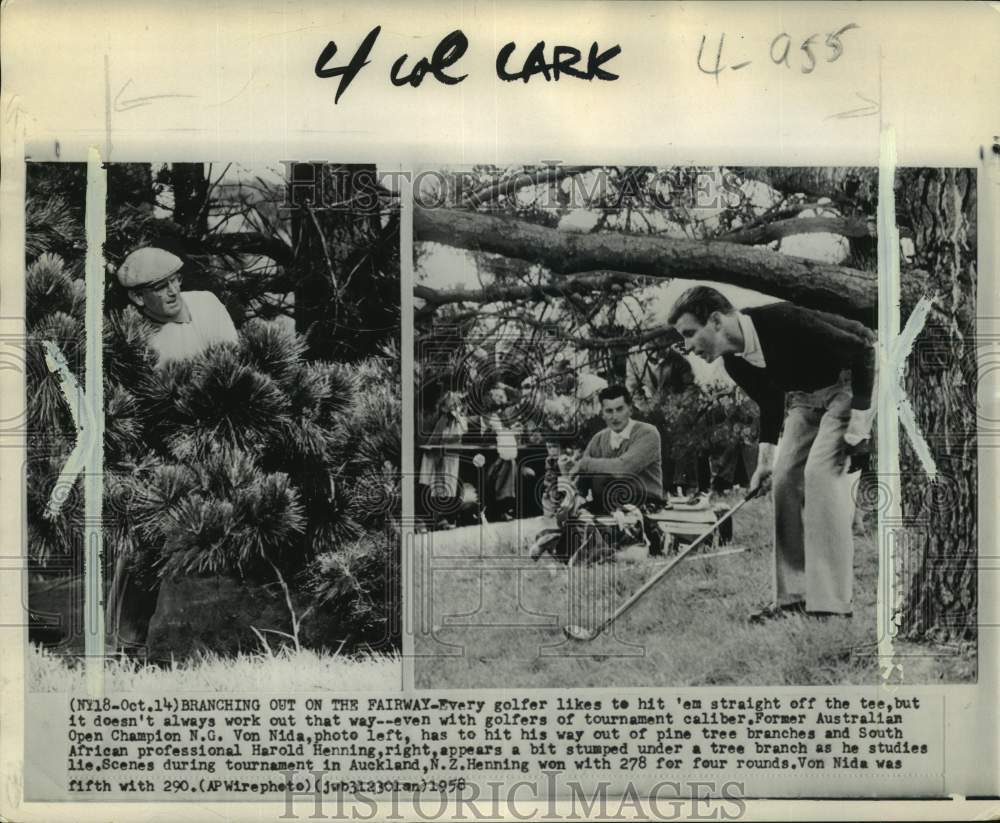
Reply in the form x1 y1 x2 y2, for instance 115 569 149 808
598 385 632 406
667 285 736 325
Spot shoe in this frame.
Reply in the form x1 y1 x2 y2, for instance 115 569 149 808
747 601 806 624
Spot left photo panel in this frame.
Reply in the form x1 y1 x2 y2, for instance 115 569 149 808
25 161 402 691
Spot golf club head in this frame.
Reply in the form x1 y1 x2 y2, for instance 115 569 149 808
563 624 599 641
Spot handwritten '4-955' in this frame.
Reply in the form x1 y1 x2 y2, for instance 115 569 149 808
698 24 860 82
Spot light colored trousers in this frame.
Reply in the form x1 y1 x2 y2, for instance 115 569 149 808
772 378 857 614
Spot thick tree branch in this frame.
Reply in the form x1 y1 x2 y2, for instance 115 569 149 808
738 167 875 209
717 216 872 245
416 207 879 323
419 305 677 354
207 232 294 266
578 325 679 350
414 271 637 321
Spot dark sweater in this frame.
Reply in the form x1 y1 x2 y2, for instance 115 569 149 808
723 303 875 445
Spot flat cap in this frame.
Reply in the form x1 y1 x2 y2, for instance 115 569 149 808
116 247 183 289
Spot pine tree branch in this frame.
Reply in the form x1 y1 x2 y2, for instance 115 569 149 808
207 232 294 266
716 216 873 245
194 162 233 236
415 206 883 323
414 271 638 321
461 165 598 209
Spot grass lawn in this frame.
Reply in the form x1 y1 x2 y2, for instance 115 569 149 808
28 643 401 692
415 493 903 688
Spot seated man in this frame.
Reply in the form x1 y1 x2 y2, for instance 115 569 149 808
574 385 664 516
530 385 666 561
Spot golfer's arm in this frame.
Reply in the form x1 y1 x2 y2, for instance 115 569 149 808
728 359 784 446
811 320 876 441
815 320 875 411
849 340 875 411
790 308 875 411
756 389 785 446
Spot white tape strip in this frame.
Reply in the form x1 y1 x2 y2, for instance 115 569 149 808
83 148 107 694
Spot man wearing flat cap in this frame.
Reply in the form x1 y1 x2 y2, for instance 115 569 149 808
109 247 239 653
117 246 238 367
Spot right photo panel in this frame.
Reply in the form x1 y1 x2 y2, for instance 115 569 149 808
410 165 976 689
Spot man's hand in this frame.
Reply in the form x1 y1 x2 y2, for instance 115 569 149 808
845 407 875 446
749 443 776 496
844 407 874 474
845 437 871 474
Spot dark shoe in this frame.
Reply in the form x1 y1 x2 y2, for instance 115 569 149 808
747 601 806 624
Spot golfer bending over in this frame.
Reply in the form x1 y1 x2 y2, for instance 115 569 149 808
667 286 875 623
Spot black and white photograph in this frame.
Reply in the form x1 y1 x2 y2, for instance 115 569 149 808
25 161 402 691
412 165 977 688
2 1 996 816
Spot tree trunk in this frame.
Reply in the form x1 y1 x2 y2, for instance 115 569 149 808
739 167 878 215
291 164 387 361
416 206 879 325
170 163 209 236
897 168 977 643
716 215 873 246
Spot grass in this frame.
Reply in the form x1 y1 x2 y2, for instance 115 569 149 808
28 643 401 692
414 493 941 688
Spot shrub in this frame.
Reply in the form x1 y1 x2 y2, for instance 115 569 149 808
28 255 401 654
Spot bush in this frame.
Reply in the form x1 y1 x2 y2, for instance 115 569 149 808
305 529 401 652
28 254 401 655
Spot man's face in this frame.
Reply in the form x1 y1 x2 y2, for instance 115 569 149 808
130 274 184 322
674 311 724 363
600 395 632 433
489 387 509 408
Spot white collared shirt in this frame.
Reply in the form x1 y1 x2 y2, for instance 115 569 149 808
609 419 636 451
734 312 766 368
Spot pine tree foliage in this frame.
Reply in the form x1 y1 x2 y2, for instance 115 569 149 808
306 529 400 649
26 162 401 653
25 196 85 263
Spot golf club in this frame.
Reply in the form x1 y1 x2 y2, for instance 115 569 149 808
562 490 759 642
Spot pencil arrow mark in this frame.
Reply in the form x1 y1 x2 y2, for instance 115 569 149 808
113 78 196 112
826 91 880 120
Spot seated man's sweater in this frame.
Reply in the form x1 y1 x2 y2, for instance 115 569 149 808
577 420 664 511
